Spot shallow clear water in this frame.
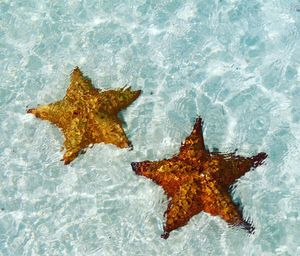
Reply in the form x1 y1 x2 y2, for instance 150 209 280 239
1 0 300 255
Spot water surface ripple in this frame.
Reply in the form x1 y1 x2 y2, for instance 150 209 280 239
1 0 300 255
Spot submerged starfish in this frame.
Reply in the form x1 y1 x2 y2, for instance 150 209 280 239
131 117 267 239
28 67 141 164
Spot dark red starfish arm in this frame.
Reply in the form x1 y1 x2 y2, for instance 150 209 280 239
178 117 208 163
198 173 253 231
131 160 191 198
161 176 203 239
208 152 267 187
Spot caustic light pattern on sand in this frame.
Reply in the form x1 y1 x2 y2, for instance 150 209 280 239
131 117 267 239
28 67 141 164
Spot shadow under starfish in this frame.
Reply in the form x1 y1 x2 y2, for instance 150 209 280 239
131 117 267 239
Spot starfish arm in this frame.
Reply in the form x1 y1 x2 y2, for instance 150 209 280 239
65 67 96 101
62 116 89 164
162 178 203 239
208 152 267 187
99 87 141 114
27 100 66 128
62 112 131 164
131 159 198 198
178 117 207 162
198 173 253 232
89 113 131 148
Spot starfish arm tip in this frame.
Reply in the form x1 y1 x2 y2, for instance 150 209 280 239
63 151 79 165
131 89 142 100
71 66 84 79
64 159 71 165
252 152 268 167
195 116 203 123
241 220 255 234
27 108 34 114
73 66 81 72
132 89 142 101
161 232 170 239
194 116 204 131
60 158 70 165
128 140 133 150
62 155 72 164
26 107 41 118
131 162 141 175
126 87 141 95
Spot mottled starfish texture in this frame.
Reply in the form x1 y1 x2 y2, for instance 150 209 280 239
131 117 267 239
28 67 141 164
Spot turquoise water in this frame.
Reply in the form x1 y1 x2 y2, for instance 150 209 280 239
1 0 300 255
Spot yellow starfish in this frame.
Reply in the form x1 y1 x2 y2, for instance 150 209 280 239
131 117 267 238
28 67 141 164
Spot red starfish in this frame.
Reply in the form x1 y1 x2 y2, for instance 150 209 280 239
131 117 267 239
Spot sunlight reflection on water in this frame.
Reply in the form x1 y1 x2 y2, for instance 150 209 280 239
1 0 300 255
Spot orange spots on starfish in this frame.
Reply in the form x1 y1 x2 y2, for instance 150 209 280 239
131 117 267 239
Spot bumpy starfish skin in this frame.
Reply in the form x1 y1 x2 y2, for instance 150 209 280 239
28 67 141 164
131 117 267 239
